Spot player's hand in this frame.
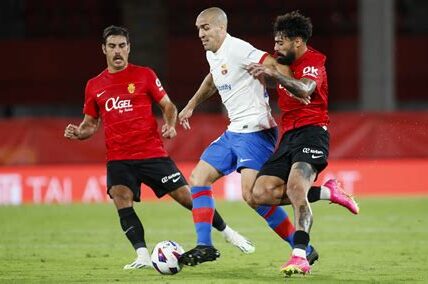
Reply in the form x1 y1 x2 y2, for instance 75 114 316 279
292 95 311 105
178 105 193 130
246 63 277 79
64 124 80 139
161 124 177 139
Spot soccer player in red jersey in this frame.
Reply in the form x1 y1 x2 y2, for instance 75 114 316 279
64 25 253 270
247 11 359 276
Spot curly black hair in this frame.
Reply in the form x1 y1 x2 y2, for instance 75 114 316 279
273 11 312 42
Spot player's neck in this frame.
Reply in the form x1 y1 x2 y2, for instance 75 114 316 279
295 45 308 61
107 63 128 74
212 34 227 53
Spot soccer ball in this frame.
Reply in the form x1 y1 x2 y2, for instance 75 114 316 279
151 240 185 275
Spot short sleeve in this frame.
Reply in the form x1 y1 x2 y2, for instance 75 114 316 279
83 81 99 118
146 68 167 103
239 41 268 64
299 57 325 87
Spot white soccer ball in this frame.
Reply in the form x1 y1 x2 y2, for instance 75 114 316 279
151 240 185 275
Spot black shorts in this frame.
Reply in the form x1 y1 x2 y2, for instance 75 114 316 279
106 157 188 202
258 125 329 182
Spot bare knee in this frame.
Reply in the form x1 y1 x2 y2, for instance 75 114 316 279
109 185 134 209
286 162 316 204
189 162 222 187
286 180 307 204
169 186 192 210
241 185 257 208
252 176 284 206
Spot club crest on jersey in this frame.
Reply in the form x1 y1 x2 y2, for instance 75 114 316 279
127 83 135 94
221 64 228 75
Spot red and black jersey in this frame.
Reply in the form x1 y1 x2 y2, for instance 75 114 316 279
277 47 329 133
83 64 168 161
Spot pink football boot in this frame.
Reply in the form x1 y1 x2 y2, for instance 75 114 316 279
280 255 311 277
324 179 360 214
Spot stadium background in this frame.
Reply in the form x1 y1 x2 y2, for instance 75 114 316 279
0 0 427 202
1 1 428 283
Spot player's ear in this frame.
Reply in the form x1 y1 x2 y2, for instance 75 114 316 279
102 44 107 55
295 37 303 48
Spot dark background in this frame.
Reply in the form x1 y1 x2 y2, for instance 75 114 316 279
0 0 427 117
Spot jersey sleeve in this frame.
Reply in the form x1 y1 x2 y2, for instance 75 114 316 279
146 68 167 103
299 56 325 87
240 41 268 64
83 81 99 118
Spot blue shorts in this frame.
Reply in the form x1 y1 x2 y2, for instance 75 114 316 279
201 127 278 175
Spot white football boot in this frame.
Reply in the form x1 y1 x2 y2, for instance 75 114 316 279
123 247 153 270
221 225 255 254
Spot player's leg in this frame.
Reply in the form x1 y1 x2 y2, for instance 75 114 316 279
107 161 151 270
169 185 255 253
179 132 236 266
179 160 222 266
281 161 316 276
306 179 359 214
169 185 227 231
235 129 300 256
280 126 329 276
256 177 359 214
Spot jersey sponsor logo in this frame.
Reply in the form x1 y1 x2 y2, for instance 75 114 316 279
105 96 133 112
302 66 319 78
161 172 181 184
217 84 232 92
96 90 106 97
303 148 323 155
239 158 252 163
155 78 164 92
127 83 135 94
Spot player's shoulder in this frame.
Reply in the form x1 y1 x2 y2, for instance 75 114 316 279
128 64 156 75
304 46 326 64
86 69 108 90
229 34 254 50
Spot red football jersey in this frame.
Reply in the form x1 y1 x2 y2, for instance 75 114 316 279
83 64 168 161
277 46 329 133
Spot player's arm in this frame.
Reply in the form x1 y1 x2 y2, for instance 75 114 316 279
254 56 310 104
248 60 316 99
259 55 282 88
178 73 217 130
64 115 100 140
157 95 177 139
272 73 316 99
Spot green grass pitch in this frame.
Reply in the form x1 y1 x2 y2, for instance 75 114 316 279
1 197 427 283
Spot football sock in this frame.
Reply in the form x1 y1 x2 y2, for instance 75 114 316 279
292 230 310 256
118 207 146 249
255 205 295 245
191 186 215 246
307 186 330 202
212 209 227 231
136 247 150 259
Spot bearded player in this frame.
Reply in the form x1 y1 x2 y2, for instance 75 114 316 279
247 11 359 277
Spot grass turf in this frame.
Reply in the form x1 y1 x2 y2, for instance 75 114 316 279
1 197 427 283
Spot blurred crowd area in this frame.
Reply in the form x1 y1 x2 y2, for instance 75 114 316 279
0 0 427 118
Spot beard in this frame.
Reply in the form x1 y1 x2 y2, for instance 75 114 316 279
276 51 296 66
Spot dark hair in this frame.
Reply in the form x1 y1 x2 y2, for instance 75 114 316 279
273 11 312 42
102 25 130 44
